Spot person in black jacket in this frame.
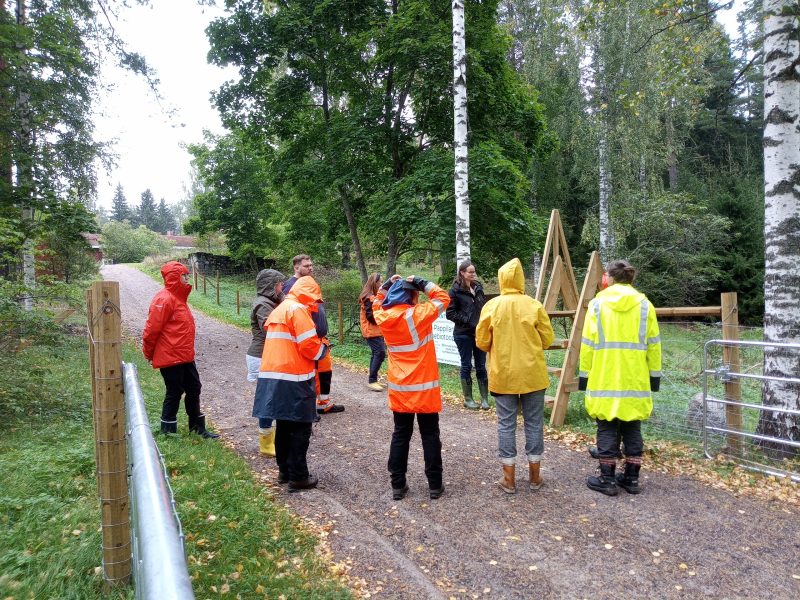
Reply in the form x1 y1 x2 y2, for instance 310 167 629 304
446 259 489 409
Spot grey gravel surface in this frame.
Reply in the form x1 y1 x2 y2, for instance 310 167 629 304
104 264 800 599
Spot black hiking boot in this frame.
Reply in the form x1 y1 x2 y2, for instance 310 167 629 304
615 461 642 495
392 484 409 500
587 462 618 496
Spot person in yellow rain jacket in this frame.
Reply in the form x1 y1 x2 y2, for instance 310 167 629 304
476 258 554 494
252 276 328 492
579 259 661 496
373 274 450 501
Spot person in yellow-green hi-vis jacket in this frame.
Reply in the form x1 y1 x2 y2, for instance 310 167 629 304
579 260 661 496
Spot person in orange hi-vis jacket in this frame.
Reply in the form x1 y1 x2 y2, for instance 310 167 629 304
373 274 450 501
252 276 328 492
143 260 218 439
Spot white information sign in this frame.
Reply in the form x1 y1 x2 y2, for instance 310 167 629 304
432 313 461 366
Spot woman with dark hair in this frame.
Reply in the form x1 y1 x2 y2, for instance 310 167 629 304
359 272 387 392
446 259 489 409
579 259 662 496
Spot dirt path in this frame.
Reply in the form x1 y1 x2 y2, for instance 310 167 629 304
104 264 800 599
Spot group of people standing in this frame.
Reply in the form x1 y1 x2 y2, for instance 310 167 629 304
144 253 661 499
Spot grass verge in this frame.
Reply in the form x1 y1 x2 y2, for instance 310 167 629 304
0 325 352 599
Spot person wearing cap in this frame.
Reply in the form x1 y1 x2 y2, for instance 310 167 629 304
373 274 450 501
246 268 286 457
252 275 328 491
143 260 219 439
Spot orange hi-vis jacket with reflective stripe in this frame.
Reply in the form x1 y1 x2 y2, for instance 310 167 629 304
252 276 328 423
373 282 450 413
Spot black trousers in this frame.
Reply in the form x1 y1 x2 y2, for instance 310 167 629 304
596 418 643 459
387 412 442 490
275 420 313 482
160 362 203 427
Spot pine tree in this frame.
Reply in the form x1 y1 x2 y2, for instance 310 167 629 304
110 183 130 222
137 189 158 231
155 198 176 234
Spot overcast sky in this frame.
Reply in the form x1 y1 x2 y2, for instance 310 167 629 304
94 0 743 212
94 0 235 210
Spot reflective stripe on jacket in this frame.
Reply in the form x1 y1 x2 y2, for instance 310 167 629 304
373 282 450 413
253 277 327 423
476 258 554 394
142 261 196 369
579 284 662 421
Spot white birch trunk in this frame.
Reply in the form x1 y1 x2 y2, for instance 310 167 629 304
17 0 34 310
453 0 470 264
759 0 800 454
598 113 613 263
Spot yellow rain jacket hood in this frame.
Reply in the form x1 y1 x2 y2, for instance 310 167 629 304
476 258 554 394
579 284 662 421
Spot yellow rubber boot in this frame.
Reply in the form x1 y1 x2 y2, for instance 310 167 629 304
259 428 276 457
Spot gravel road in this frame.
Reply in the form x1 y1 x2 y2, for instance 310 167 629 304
103 264 800 600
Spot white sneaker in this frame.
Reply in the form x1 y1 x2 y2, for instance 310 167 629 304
367 382 384 392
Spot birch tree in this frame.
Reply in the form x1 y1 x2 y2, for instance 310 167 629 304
453 0 470 263
758 0 799 455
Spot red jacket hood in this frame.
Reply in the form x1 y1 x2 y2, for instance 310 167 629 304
287 276 322 311
161 261 191 300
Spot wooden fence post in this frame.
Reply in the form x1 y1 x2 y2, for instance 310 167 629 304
86 281 131 587
721 292 743 455
338 302 344 345
216 271 220 305
236 289 240 315
203 274 207 295
193 268 198 291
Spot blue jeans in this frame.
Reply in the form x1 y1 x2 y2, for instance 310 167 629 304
495 390 545 464
453 334 487 381
365 336 386 383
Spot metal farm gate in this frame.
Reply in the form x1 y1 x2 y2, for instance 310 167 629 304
702 339 800 482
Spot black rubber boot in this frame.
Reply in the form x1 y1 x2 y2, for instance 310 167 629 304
588 446 623 460
615 461 642 494
189 416 220 439
477 379 491 410
587 462 618 496
461 379 479 410
160 420 177 435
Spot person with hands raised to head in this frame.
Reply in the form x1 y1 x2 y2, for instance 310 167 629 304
579 260 661 496
359 272 387 392
373 274 450 500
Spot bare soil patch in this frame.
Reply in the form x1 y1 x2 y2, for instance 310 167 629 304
104 264 800 599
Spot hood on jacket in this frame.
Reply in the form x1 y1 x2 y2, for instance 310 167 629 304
287 275 322 311
497 258 525 295
382 279 414 308
161 261 191 297
595 283 646 312
256 268 286 302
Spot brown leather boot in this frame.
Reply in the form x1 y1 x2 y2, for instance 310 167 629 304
497 464 516 494
529 462 544 491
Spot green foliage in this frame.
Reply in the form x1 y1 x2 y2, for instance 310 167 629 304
110 183 131 223
135 189 158 231
39 200 99 283
201 0 550 277
101 221 173 263
0 331 351 599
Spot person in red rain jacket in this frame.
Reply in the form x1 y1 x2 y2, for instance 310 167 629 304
142 261 218 439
